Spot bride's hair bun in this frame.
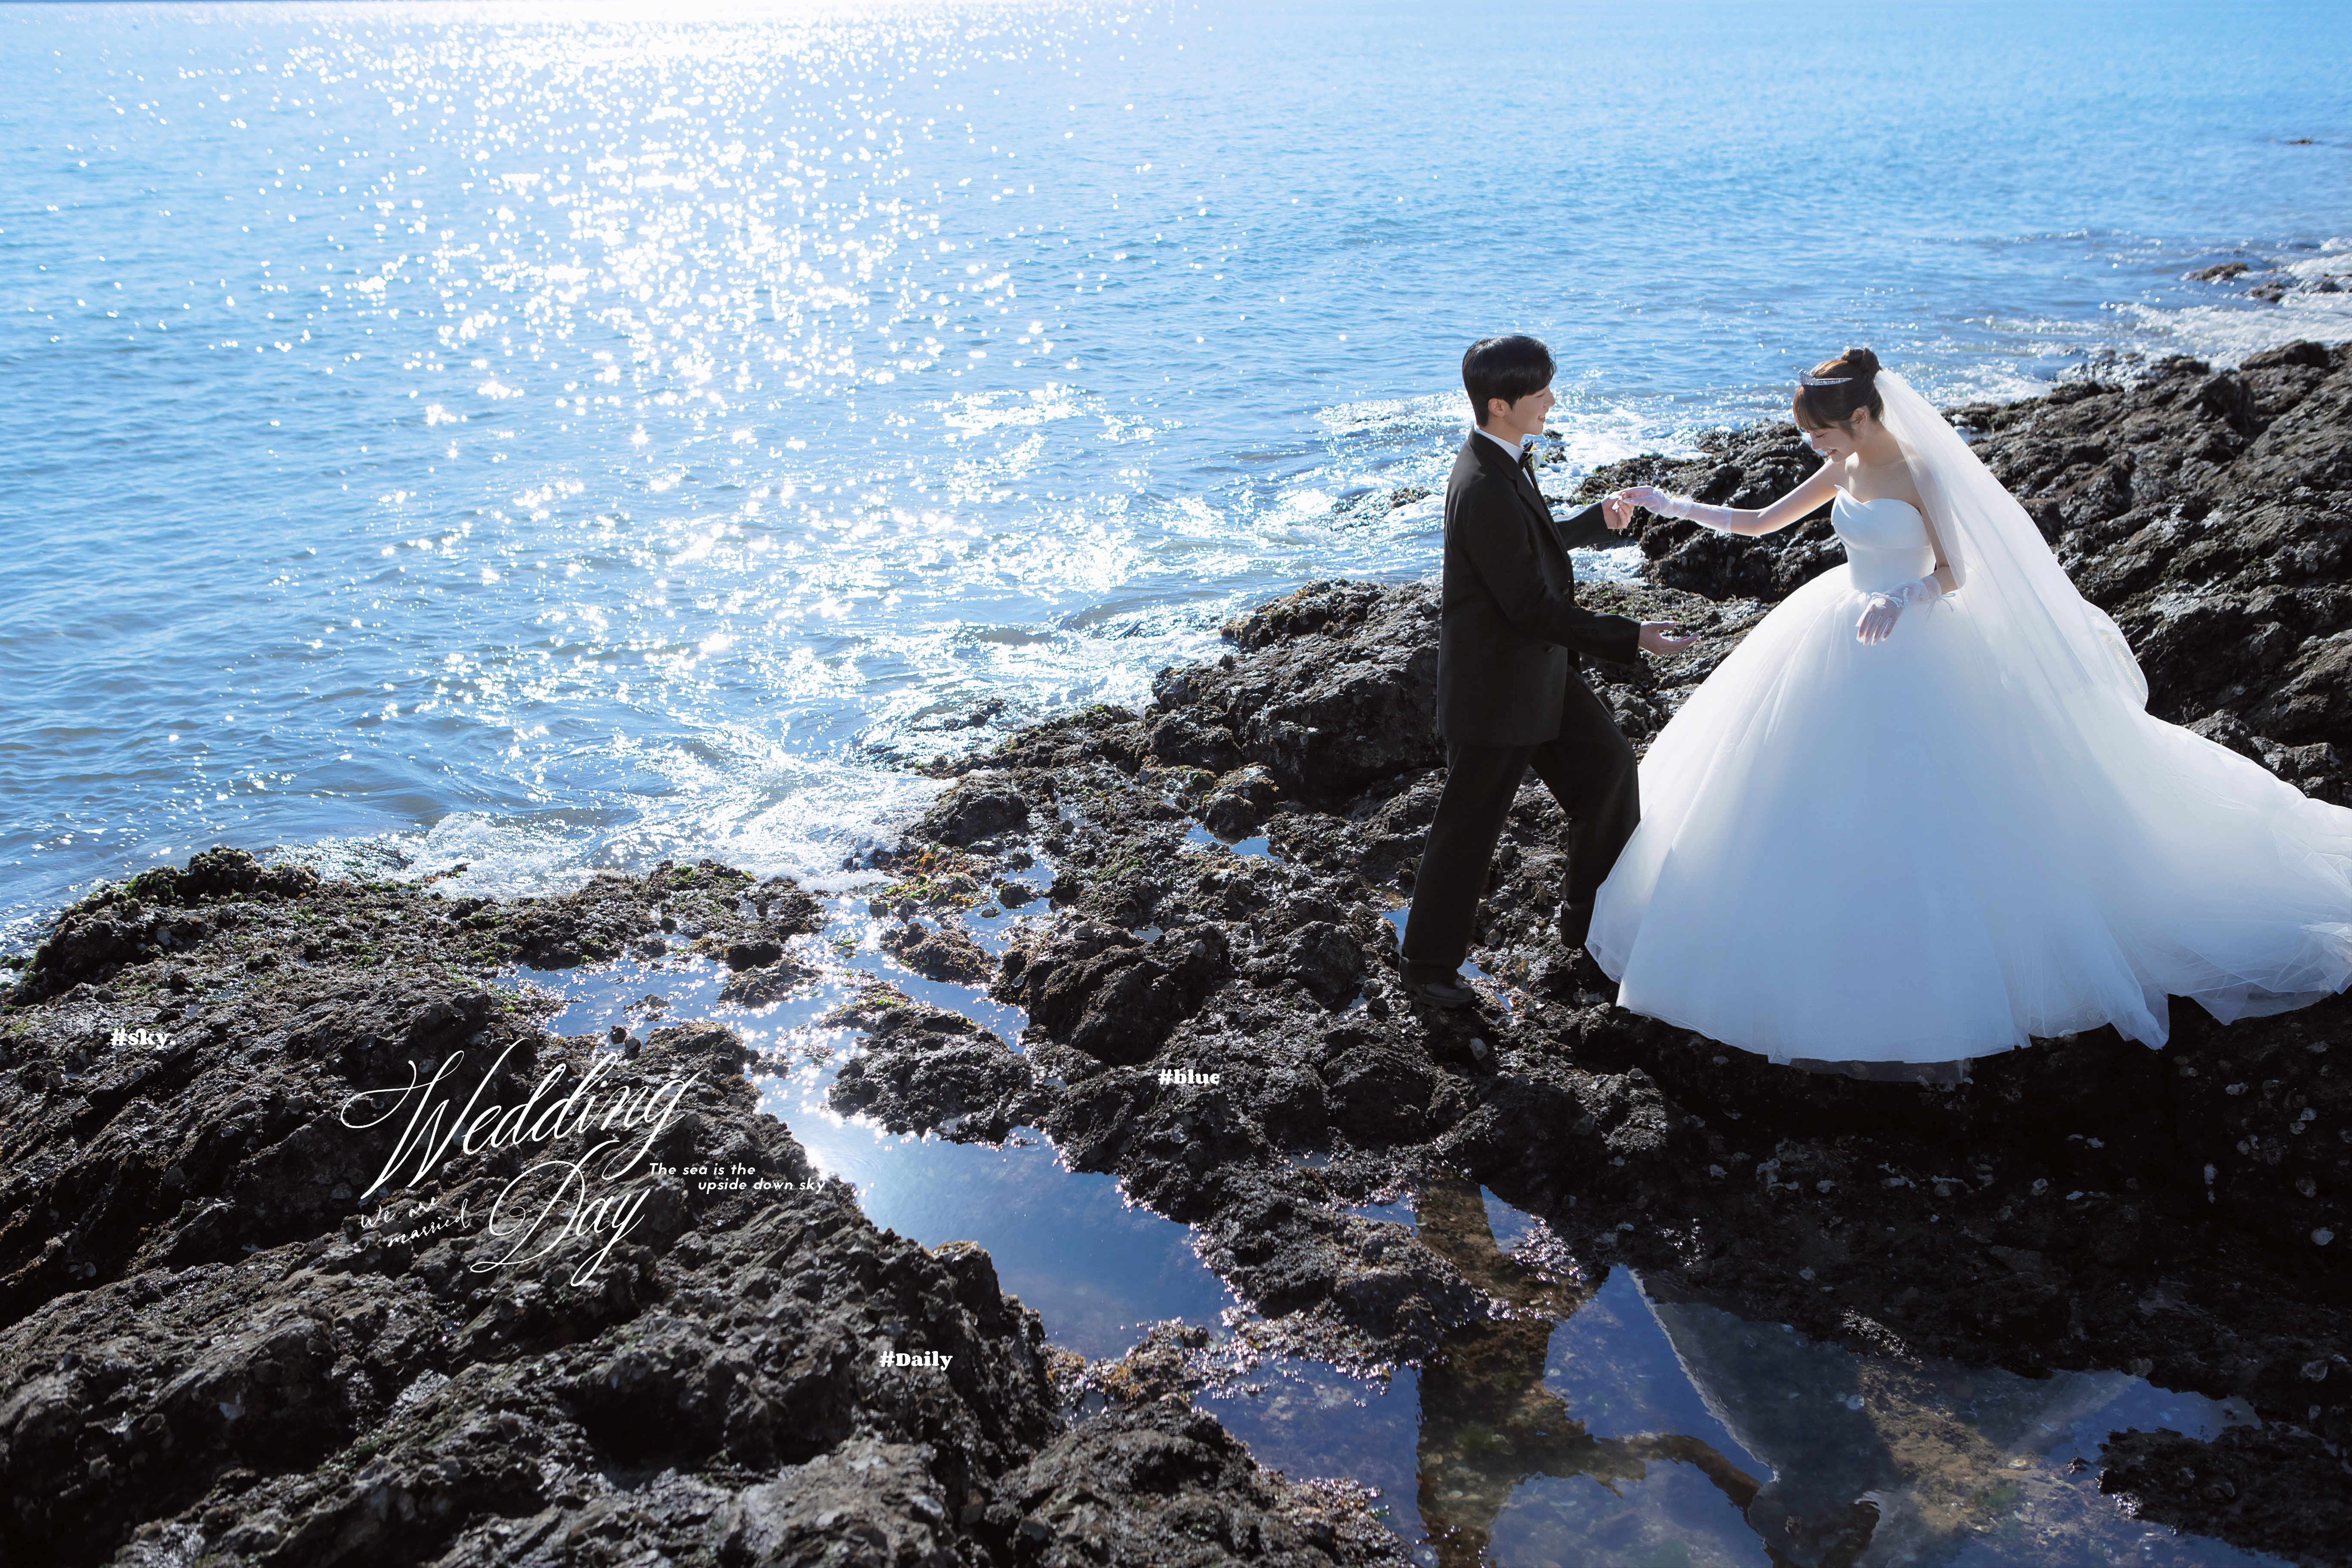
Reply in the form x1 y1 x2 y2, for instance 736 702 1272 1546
1793 346 1886 431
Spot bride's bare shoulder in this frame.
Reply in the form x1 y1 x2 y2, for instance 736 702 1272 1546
1859 455 1926 510
1805 456 1853 497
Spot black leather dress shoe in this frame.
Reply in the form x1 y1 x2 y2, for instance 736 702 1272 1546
1555 901 1594 948
1406 975 1477 1010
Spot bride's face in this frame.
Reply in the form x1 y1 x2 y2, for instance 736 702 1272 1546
1802 412 1865 463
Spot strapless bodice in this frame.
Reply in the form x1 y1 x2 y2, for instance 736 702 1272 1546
1832 490 1933 591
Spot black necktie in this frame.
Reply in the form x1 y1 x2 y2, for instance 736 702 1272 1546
1520 443 1567 544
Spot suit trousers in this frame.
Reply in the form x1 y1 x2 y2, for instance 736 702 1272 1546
1400 677 1638 984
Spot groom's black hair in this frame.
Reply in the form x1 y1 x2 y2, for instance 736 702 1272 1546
1463 335 1554 428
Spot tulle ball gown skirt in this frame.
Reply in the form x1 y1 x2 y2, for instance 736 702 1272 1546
1586 565 2352 1064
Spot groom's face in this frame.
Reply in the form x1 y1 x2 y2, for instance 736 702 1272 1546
1486 385 1554 441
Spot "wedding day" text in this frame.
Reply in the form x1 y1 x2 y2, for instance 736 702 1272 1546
339 1043 694 1284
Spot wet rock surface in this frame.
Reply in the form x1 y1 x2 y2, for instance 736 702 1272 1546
882 919 995 986
7 851 823 1008
825 982 1050 1144
986 1400 1403 1567
0 857 1401 1566
2101 1422 2352 1567
2184 254 2352 310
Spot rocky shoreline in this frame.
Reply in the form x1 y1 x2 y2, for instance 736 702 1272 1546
5 340 2350 1567
0 851 1406 1567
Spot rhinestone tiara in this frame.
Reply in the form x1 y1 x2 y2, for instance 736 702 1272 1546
1798 373 1855 386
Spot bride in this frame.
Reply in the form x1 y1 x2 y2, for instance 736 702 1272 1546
1588 347 2352 1066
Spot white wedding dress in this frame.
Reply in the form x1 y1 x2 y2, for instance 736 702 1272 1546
1588 457 2352 1065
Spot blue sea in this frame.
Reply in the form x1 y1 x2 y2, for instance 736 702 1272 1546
5 0 2349 935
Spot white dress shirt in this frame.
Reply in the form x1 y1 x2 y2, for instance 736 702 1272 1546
1476 424 1531 468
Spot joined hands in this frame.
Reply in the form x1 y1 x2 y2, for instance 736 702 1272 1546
1608 487 1671 527
1638 622 1696 655
1611 485 1746 535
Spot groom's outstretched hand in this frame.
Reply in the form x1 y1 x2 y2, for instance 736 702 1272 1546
1638 622 1697 655
1602 493 1641 530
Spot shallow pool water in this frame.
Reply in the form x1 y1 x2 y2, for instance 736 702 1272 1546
494 893 1235 1362
1207 1173 2277 1568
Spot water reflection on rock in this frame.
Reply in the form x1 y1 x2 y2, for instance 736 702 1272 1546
498 932 1237 1363
1227 1171 2278 1568
1409 1170 1758 1567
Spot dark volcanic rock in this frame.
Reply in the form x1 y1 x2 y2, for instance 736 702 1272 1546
882 918 994 984
999 921 1233 1066
0 856 1397 1567
1242 919 1364 1011
920 774 1036 846
3 853 826 1004
714 952 815 1005
985 1400 1407 1565
7 848 322 1006
2101 1423 2350 1568
1201 763 1281 839
1151 582 1444 805
927 706 1147 780
0 940 1053 1565
1145 710 1243 773
826 982 1048 1142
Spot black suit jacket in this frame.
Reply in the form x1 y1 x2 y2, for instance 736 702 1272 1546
1435 431 1642 747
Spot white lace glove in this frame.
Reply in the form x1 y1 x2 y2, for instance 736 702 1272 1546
1617 485 1746 534
1857 574 1943 645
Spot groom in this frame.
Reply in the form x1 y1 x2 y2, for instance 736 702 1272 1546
1400 336 1691 1010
